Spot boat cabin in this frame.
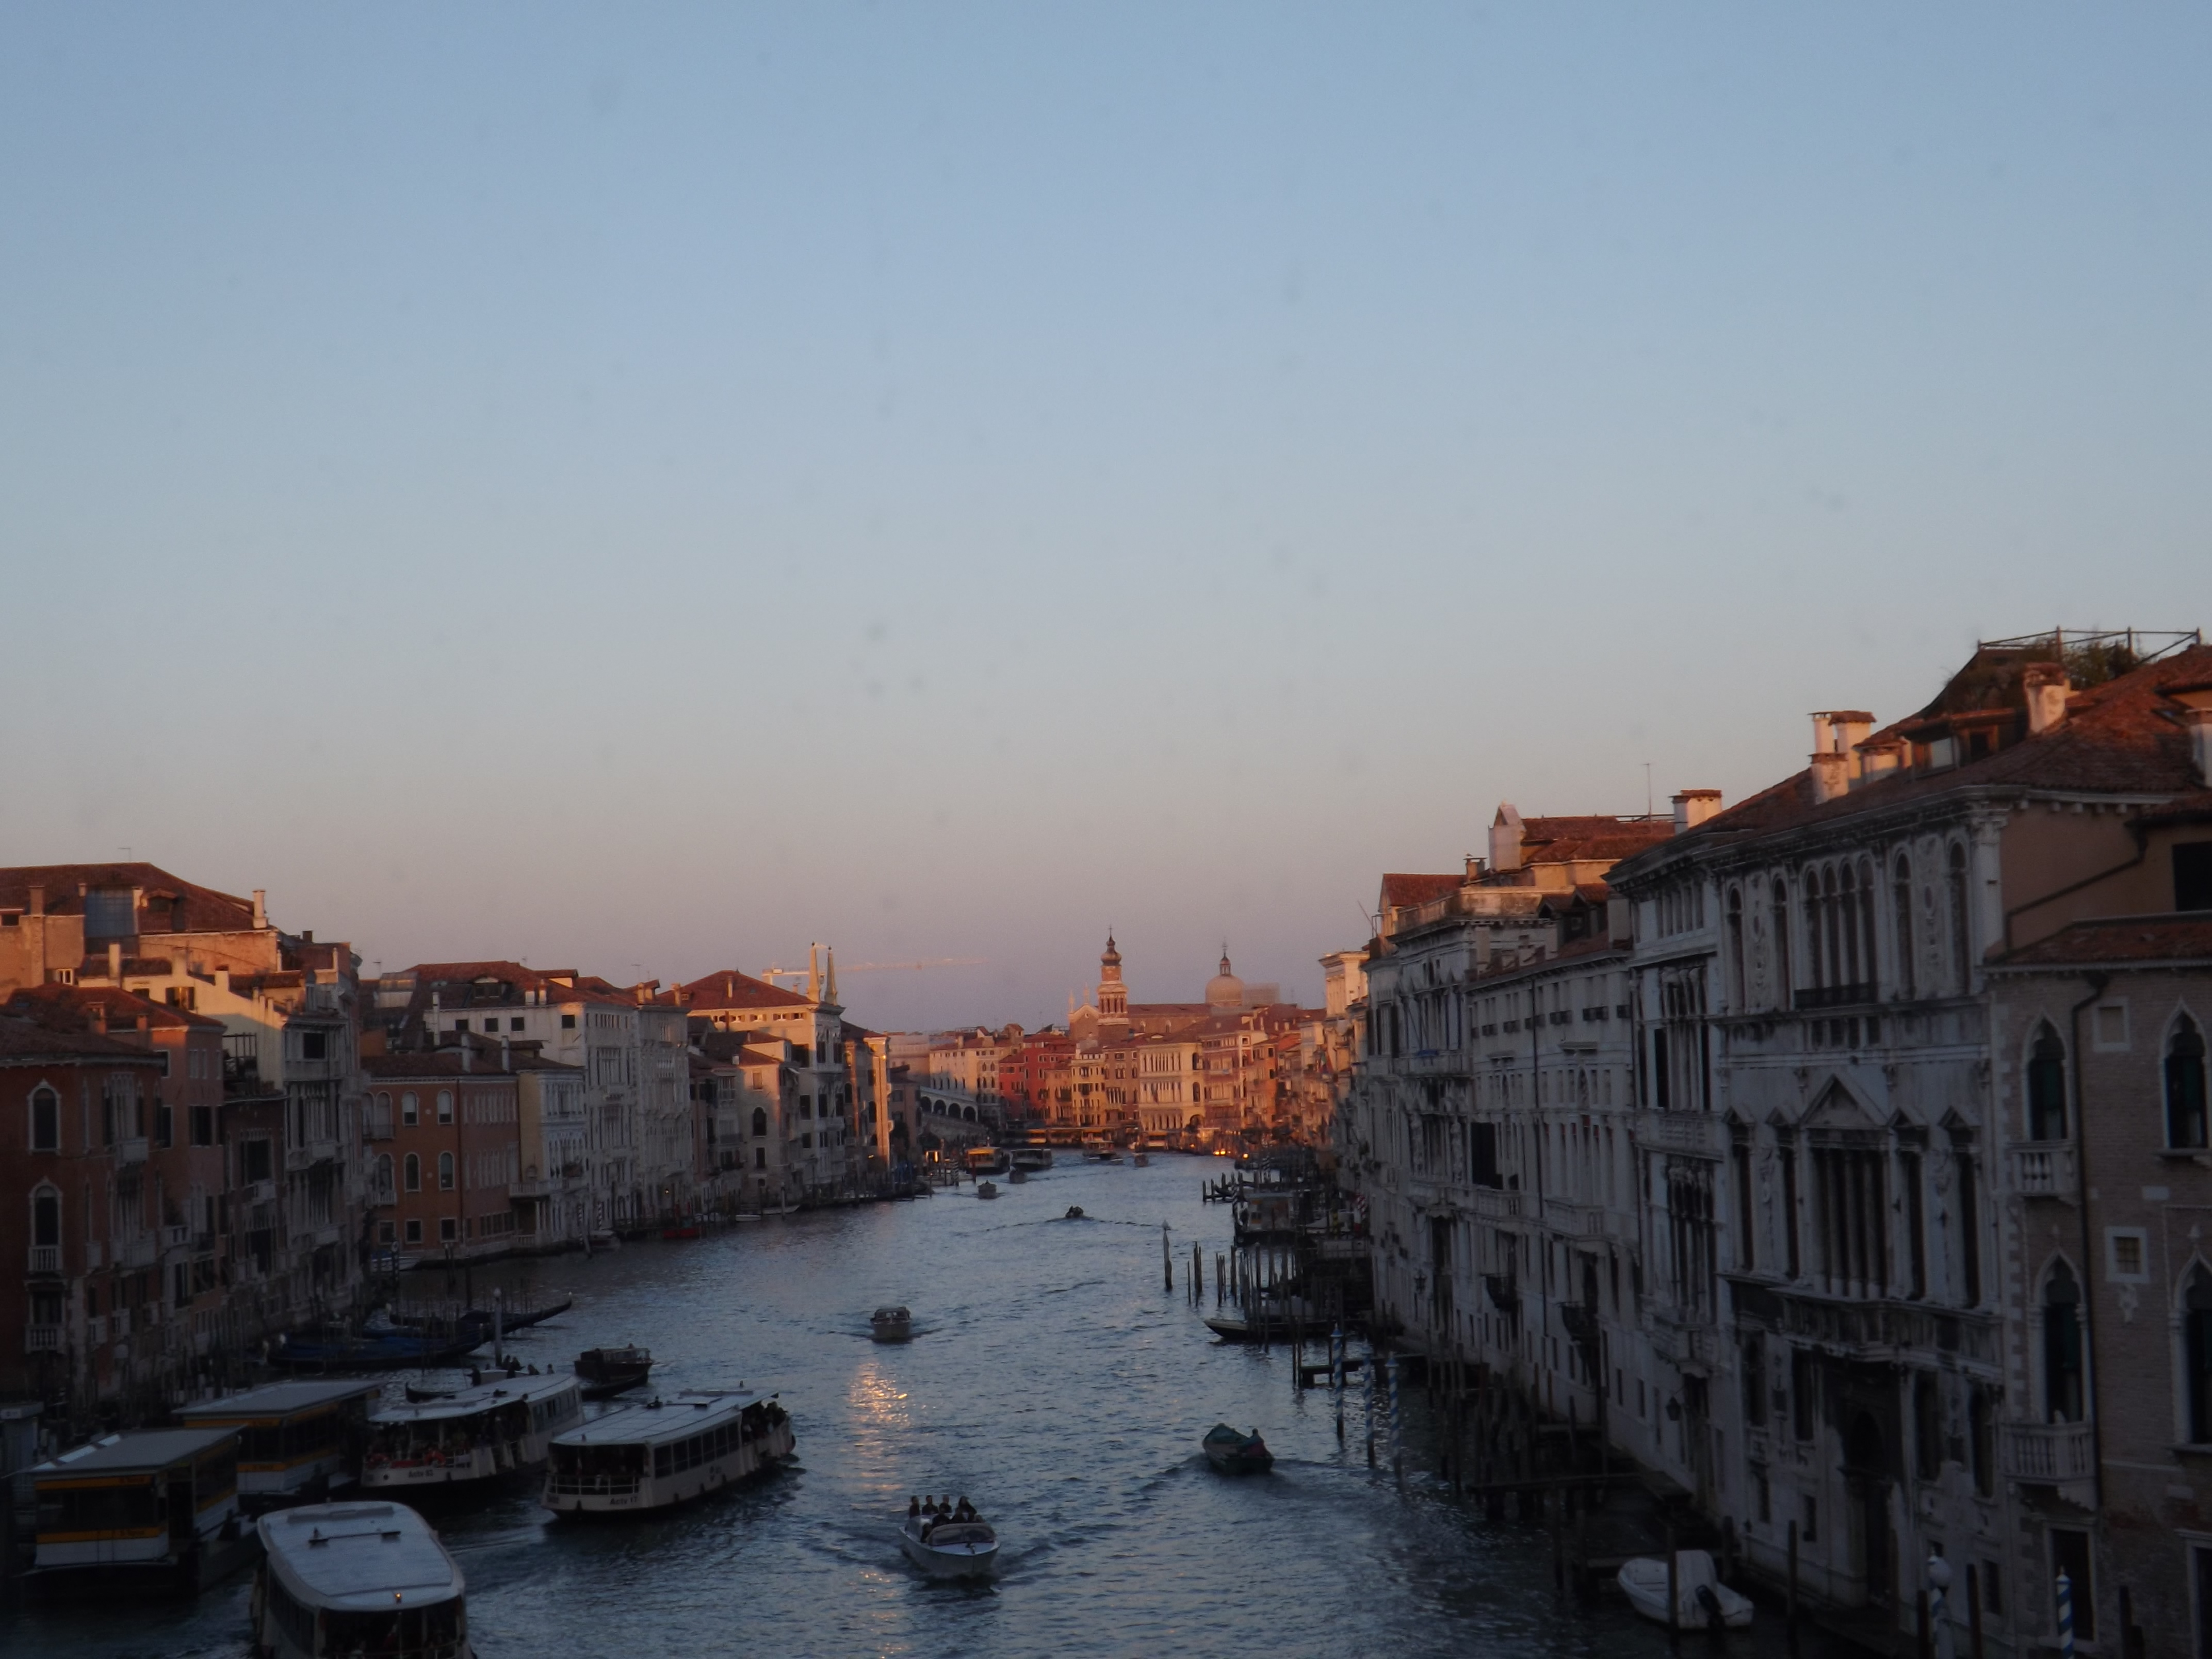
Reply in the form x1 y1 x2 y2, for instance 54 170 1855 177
29 1427 240 1573
255 1502 466 1659
177 1379 381 1509
366 1373 582 1490
544 1389 792 1515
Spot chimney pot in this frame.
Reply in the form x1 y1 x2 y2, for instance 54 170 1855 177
28 885 44 917
2023 663 2072 736
1671 789 1723 834
2182 707 2212 789
251 890 267 929
1808 752 1850 805
108 941 122 980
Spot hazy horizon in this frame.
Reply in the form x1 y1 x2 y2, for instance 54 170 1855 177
5 6 2207 1030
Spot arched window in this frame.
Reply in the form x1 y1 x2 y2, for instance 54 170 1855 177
1892 856 1915 1000
2043 1261 2084 1423
751 1107 768 1138
1947 842 1972 993
403 1153 421 1193
2184 1266 2212 1444
1858 860 1878 991
2028 1023 2069 1141
372 1154 394 1205
1802 879 1823 993
401 1092 418 1127
436 1091 454 1125
438 1152 455 1191
30 1085 60 1152
31 1185 60 1248
1774 879 1793 998
1725 887 1745 1006
1839 864 1860 987
1823 868 1843 989
2168 1016 2209 1150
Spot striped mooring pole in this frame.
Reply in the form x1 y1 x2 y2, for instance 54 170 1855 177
2056 1569 2075 1659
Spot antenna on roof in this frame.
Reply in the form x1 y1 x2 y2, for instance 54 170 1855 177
1644 762 1653 821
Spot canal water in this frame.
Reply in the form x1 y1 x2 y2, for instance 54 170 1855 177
13 1159 1856 1658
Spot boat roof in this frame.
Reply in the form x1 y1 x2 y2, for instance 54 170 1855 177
258 1503 463 1612
34 1427 237 1481
370 1373 578 1426
178 1379 383 1421
551 1390 764 1447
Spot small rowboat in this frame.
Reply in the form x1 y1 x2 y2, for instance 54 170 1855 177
1618 1550 1754 1630
871 1306 914 1343
1202 1423 1274 1474
900 1509 999 1579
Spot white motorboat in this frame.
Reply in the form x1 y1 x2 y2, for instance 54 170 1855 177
365 1373 581 1494
254 1502 468 1658
1617 1549 1754 1630
543 1390 793 1516
871 1306 914 1343
976 1180 999 1199
899 1506 999 1579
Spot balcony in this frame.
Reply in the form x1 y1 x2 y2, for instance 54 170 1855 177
114 1136 149 1166
239 1178 276 1207
1544 1197 1607 1237
2008 1142 2078 1200
1470 1185 1523 1222
2002 1420 2095 1485
1650 1308 1717 1368
24 1323 62 1354
27 1245 60 1275
1794 982 1878 1011
115 1236 156 1271
164 1223 191 1250
1639 1112 1729 1159
111 1307 132 1339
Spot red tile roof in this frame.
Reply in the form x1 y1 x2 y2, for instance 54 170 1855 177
0 861 263 932
1379 873 1460 910
665 969 810 1012
4 982 223 1032
1995 914 2212 968
1660 643 2212 850
0 1017 168 1064
1517 817 1673 865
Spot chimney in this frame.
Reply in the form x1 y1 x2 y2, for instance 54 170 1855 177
2170 680 2212 786
1808 751 1850 805
462 1040 471 1074
500 1036 511 1071
28 885 43 917
2023 663 2071 736
251 890 267 929
1671 789 1723 834
1489 805 1525 873
108 941 122 980
1823 711 1874 774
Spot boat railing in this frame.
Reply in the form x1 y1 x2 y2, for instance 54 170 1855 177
546 1472 640 1498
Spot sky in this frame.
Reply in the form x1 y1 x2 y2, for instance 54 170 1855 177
3 5 2208 1031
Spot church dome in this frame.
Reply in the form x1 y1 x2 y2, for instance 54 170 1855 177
1205 951 1244 1010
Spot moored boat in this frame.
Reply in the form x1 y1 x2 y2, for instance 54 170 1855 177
542 1390 792 1516
254 1502 467 1658
176 1379 381 1511
1202 1422 1274 1473
1617 1550 1754 1630
573 1345 653 1400
27 1429 241 1586
365 1374 582 1495
870 1306 914 1343
899 1502 999 1579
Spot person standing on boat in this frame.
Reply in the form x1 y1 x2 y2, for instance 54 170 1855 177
908 1496 921 1520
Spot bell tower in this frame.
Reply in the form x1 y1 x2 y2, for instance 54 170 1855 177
1098 933 1128 1024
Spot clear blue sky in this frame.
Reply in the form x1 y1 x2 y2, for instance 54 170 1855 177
4 5 2206 1029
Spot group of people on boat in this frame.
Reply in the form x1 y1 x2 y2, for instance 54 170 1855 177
908 1494 981 1537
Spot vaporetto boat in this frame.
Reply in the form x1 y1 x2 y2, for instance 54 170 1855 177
252 1501 468 1659
542 1390 792 1516
365 1373 581 1494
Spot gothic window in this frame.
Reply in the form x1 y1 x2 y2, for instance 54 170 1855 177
1892 856 1915 1000
2028 1024 2069 1141
2186 1266 2212 1444
751 1108 768 1137
1725 887 1745 1007
2043 1261 2084 1423
1812 1144 1888 1298
1839 863 1860 987
1774 879 1793 999
32 1185 60 1249
30 1085 59 1152
1947 842 1973 993
2168 1016 2209 1150
1802 880 1823 996
1858 860 1878 990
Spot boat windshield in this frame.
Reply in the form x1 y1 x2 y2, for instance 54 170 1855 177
320 1598 464 1657
928 1522 994 1546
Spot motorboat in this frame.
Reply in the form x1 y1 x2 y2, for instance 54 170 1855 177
1202 1423 1274 1474
573 1345 654 1401
1008 1167 1028 1184
1617 1550 1754 1630
253 1502 467 1658
1063 1206 1085 1220
1131 1151 1150 1166
976 1180 999 1199
871 1306 914 1343
543 1390 793 1517
1010 1148 1053 1172
365 1374 582 1495
899 1504 999 1580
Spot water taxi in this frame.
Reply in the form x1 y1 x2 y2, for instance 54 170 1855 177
543 1390 793 1516
1201 1423 1274 1474
254 1502 468 1658
574 1344 654 1400
899 1502 999 1579
964 1145 1011 1176
27 1428 241 1585
1009 1147 1053 1172
177 1379 381 1511
870 1306 914 1342
365 1373 582 1495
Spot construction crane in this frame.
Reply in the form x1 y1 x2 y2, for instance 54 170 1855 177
758 957 985 988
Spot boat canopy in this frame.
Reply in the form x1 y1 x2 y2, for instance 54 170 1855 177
258 1503 464 1613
